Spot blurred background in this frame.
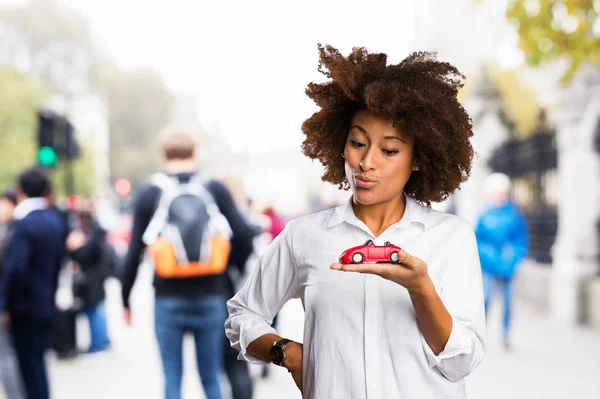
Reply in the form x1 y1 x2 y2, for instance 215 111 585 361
0 0 599 398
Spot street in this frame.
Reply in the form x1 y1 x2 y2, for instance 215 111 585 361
9 264 599 399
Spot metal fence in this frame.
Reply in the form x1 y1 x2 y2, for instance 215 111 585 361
489 129 558 265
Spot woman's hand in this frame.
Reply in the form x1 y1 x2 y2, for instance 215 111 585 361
330 248 431 294
284 341 304 393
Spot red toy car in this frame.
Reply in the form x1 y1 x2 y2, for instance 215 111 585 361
339 240 402 264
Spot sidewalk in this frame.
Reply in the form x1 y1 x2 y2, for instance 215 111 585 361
467 298 600 398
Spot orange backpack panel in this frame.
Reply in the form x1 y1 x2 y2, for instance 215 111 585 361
148 235 231 278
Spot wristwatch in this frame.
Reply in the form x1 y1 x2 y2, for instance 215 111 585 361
269 339 292 367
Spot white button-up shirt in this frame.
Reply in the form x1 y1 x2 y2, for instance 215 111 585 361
226 195 487 398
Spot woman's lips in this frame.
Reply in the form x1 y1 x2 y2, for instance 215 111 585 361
355 175 377 189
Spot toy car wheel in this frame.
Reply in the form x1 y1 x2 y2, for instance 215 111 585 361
389 252 399 263
352 253 364 264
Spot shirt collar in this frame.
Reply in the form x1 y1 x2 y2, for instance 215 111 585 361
327 194 431 231
13 198 48 220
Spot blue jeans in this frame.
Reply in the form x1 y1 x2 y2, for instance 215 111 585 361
154 295 226 399
483 274 514 339
83 302 111 352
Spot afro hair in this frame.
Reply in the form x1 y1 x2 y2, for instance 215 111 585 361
301 44 474 205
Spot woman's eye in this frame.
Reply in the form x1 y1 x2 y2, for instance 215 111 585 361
350 139 365 148
382 149 399 156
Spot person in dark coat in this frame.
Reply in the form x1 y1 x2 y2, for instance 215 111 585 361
223 210 262 399
0 167 68 399
67 204 112 353
0 190 25 399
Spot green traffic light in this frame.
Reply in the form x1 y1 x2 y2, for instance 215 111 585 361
37 146 58 167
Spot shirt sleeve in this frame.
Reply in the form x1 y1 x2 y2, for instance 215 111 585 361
207 180 257 241
225 222 300 364
420 224 487 382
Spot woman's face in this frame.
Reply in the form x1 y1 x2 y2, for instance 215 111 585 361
0 198 16 224
344 109 416 207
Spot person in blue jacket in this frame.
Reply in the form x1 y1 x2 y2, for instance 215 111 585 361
475 173 528 349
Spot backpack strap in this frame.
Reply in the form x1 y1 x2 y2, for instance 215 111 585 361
188 175 233 238
142 173 181 245
142 173 233 245
187 175 227 220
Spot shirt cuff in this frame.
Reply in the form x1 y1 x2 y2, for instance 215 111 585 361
234 322 278 365
421 316 473 369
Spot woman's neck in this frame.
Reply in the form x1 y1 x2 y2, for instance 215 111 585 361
352 194 406 238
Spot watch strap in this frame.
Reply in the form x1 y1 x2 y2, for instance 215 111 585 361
275 338 291 348
271 339 292 366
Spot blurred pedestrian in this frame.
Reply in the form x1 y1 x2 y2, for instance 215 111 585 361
67 201 112 353
259 204 287 379
475 172 528 349
226 46 486 398
0 167 68 399
222 194 262 399
121 129 257 399
0 190 25 399
262 205 286 242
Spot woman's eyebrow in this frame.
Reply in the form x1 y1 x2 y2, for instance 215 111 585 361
350 125 368 135
351 125 408 143
384 136 407 143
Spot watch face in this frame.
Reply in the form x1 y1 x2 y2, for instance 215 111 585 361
270 345 284 365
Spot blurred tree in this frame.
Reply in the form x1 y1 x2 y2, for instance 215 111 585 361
460 67 540 136
0 0 95 92
0 0 97 197
1 0 174 189
505 0 600 82
489 67 541 136
92 60 174 184
0 67 45 190
0 67 95 195
0 67 94 195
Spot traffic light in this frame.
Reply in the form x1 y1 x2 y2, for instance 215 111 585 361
37 146 58 168
36 109 81 167
114 178 132 196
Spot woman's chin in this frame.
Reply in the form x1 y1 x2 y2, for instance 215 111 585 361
352 191 380 206
352 190 403 207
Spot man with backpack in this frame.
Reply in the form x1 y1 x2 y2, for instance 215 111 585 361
121 130 257 399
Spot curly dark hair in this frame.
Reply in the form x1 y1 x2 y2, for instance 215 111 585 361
301 44 474 205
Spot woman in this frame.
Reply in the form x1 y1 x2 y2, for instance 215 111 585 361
67 203 112 353
226 45 487 398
